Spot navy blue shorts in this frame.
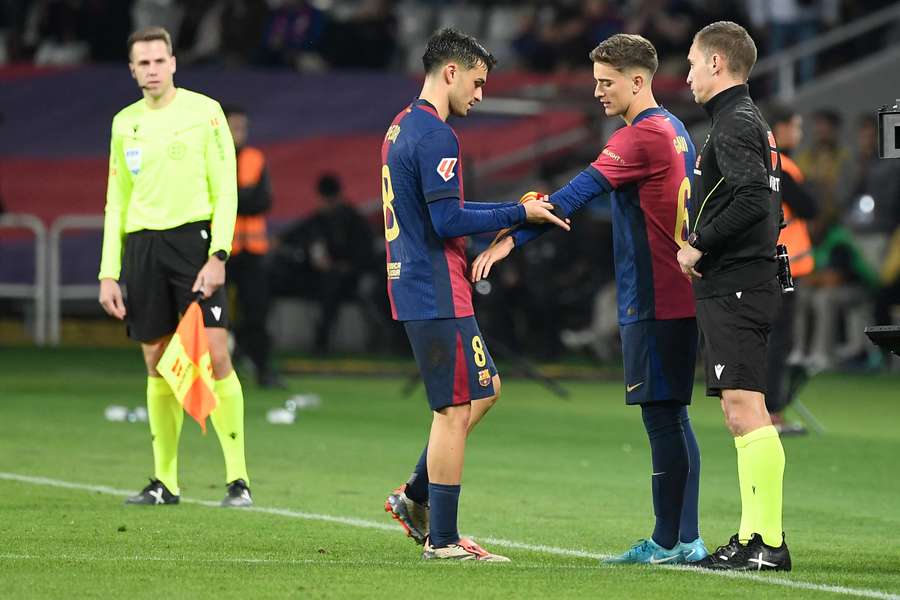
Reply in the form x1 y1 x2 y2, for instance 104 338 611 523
620 318 698 406
404 316 498 411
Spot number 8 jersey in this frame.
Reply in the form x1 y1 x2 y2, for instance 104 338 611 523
380 99 474 321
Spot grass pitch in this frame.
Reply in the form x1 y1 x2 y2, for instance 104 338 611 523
1 347 898 599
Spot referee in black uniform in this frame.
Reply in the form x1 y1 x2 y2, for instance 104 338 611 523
677 21 791 571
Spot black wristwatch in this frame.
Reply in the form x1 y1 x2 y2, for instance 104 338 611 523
212 249 229 262
687 231 702 251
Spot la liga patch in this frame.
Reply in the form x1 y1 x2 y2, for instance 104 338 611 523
436 157 457 182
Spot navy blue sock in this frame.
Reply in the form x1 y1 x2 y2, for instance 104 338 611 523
679 408 702 543
404 444 429 505
640 403 689 550
428 483 461 548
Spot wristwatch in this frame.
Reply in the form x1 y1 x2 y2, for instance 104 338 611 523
212 249 229 262
687 232 702 251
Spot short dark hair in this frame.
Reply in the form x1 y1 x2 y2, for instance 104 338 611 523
589 34 658 76
422 28 496 75
694 21 757 80
127 26 173 60
763 101 797 128
317 174 342 198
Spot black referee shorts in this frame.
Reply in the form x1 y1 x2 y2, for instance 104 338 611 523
696 278 781 397
123 221 229 342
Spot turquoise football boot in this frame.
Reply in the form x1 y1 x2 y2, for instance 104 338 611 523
603 538 682 565
677 537 710 563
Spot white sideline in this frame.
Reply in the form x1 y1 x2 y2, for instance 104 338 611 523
1 472 897 600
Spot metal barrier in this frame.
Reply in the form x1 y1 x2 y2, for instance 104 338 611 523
0 213 48 345
47 215 104 346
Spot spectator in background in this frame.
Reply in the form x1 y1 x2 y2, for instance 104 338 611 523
321 0 398 69
875 227 900 329
626 0 697 72
277 174 374 354
25 0 90 65
224 105 284 389
791 215 881 370
762 102 818 435
258 0 328 70
796 109 850 221
745 0 840 84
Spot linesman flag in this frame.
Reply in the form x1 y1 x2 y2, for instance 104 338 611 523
157 300 218 432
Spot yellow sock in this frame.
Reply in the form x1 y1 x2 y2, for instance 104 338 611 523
734 434 756 543
738 425 785 547
210 370 249 485
147 376 183 495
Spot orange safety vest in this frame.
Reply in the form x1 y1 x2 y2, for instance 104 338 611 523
778 154 814 277
232 146 270 256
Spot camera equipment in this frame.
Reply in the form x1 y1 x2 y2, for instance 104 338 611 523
864 325 900 356
877 101 900 159
776 243 794 293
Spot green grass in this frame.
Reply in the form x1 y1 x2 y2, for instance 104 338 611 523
1 347 898 599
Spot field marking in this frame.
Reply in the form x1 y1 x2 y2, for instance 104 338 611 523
1 472 897 600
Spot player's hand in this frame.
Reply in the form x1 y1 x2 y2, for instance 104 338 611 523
471 236 514 282
677 245 703 279
192 256 226 299
98 278 126 320
523 199 570 231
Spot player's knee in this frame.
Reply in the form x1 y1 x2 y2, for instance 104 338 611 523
438 404 471 431
485 375 502 406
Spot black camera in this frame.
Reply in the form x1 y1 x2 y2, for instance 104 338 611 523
775 243 794 293
877 101 900 159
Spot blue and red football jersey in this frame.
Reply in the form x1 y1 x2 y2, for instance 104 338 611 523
589 107 697 324
380 99 473 321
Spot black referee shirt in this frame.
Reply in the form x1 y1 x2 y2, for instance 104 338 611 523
690 84 782 299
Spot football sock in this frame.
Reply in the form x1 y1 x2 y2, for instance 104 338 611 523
405 444 429 505
735 433 756 543
428 483 461 548
679 408 702 543
210 370 250 485
738 425 785 547
147 376 183 495
641 403 689 550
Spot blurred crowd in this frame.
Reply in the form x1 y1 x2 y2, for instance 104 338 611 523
2 0 898 77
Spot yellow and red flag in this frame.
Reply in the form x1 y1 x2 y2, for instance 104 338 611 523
157 301 218 432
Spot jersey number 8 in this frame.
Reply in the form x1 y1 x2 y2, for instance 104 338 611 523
382 165 400 242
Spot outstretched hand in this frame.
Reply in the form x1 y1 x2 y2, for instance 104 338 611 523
471 236 515 282
523 199 570 231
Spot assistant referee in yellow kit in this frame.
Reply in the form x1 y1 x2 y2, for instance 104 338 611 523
98 27 251 508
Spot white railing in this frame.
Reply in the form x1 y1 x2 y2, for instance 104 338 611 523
0 213 48 345
751 2 900 100
47 215 104 346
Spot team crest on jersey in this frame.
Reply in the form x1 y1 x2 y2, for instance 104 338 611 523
437 157 457 182
478 369 491 387
125 148 142 175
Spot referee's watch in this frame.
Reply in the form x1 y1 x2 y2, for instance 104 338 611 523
212 249 229 263
687 231 703 252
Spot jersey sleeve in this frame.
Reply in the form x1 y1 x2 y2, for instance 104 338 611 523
415 128 462 203
205 101 238 257
589 127 650 189
98 118 132 280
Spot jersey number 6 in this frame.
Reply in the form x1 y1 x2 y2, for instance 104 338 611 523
382 165 400 242
673 176 691 249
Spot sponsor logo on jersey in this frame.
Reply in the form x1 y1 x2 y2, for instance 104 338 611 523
387 262 402 280
437 158 457 182
602 147 623 163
